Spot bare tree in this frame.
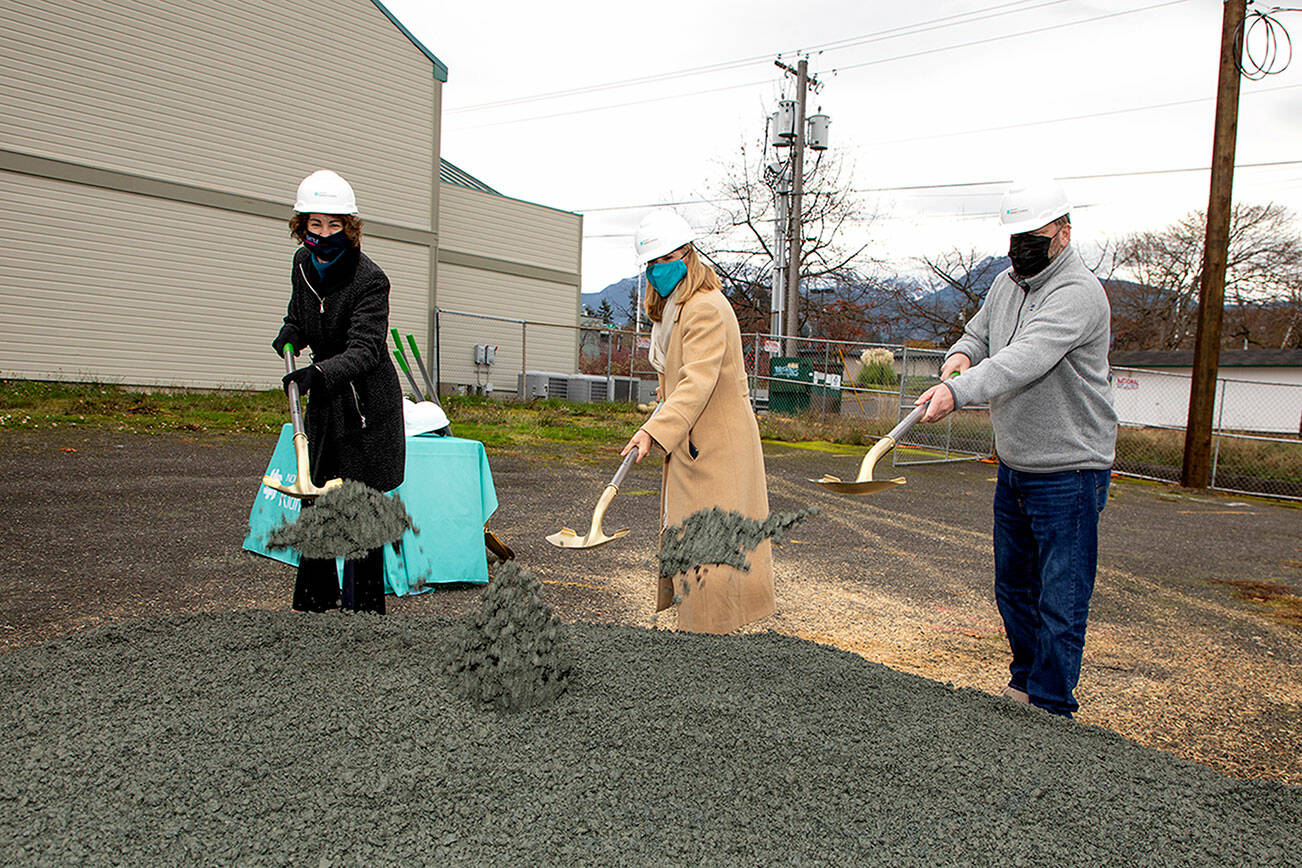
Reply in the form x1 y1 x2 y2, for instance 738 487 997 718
1111 203 1302 350
697 139 881 337
882 248 1006 347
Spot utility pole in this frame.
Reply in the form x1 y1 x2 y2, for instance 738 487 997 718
784 58 809 356
1182 0 1246 488
774 57 819 356
771 184 787 337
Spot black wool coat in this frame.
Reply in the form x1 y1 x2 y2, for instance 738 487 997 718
274 246 405 492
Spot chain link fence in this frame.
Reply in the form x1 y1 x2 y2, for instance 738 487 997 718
741 334 993 469
1112 366 1302 500
433 308 658 402
740 333 1301 500
432 309 1301 501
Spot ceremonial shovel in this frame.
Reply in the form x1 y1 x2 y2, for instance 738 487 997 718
810 401 929 495
546 405 660 549
261 344 343 500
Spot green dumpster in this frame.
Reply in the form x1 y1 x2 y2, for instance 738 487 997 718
768 356 812 415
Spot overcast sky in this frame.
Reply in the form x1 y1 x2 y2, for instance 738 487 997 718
381 0 1302 295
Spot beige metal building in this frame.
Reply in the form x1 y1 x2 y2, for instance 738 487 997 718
0 0 581 393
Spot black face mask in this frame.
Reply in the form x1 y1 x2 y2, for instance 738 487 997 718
1008 229 1058 278
304 230 352 261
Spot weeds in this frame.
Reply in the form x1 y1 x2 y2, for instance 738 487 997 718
0 380 286 433
3 380 1298 490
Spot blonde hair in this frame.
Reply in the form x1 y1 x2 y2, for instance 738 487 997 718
644 245 721 322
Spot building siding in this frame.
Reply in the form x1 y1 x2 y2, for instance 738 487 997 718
0 172 430 389
439 183 581 274
0 0 435 229
1111 364 1302 434
435 263 579 390
0 0 586 397
434 181 582 392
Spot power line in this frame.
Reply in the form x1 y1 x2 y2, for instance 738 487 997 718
855 159 1302 193
828 0 1190 75
573 160 1302 213
794 0 1073 57
447 0 1073 115
447 1 1190 131
870 82 1302 146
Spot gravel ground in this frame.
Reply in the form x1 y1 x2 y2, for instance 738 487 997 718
1 428 1299 793
1 611 1298 867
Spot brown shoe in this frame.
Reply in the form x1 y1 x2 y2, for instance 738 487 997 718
1001 685 1030 704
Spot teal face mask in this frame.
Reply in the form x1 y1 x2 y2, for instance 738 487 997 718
647 259 687 298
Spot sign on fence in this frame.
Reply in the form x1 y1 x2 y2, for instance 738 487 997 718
636 335 650 350
812 371 842 389
763 339 780 354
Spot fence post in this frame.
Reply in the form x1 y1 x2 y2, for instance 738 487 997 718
1211 377 1227 487
897 344 909 421
433 308 441 400
519 321 527 401
821 340 829 424
750 333 760 406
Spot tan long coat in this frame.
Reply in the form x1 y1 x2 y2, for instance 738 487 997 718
640 288 774 634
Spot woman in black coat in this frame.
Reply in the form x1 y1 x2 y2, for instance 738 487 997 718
272 170 405 614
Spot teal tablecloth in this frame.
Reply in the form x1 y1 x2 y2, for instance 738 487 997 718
242 425 498 593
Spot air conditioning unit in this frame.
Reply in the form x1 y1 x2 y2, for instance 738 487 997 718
609 376 658 403
566 374 608 403
517 370 571 400
548 374 571 400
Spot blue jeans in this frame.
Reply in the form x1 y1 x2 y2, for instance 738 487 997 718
993 464 1109 717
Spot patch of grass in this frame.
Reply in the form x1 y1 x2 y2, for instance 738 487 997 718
439 395 647 459
7 379 1295 494
758 413 895 447
1209 578 1302 628
0 379 287 434
762 439 857 454
1115 426 1302 487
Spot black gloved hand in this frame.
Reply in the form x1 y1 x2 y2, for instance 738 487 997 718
272 328 302 357
282 365 321 395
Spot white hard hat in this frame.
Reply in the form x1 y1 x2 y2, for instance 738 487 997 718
402 398 450 437
999 179 1071 235
633 209 696 265
294 169 358 215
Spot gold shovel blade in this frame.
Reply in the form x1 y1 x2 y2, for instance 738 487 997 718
809 474 907 494
260 475 344 501
545 526 630 549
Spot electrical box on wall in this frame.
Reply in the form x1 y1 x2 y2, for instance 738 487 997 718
473 344 497 366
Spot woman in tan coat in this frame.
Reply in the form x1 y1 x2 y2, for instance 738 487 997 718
621 210 774 634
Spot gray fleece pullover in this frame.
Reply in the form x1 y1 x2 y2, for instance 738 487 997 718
946 243 1117 472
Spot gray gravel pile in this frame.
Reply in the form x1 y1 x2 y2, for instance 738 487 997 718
1 612 1297 866
657 507 815 600
446 562 571 711
265 480 414 560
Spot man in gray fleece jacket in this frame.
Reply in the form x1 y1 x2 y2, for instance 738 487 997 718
916 179 1118 718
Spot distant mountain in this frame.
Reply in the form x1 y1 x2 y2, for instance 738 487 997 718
920 255 1009 313
581 276 641 324
581 255 1014 339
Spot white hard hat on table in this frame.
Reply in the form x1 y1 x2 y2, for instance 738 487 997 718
402 398 450 437
633 209 696 265
999 179 1072 235
294 169 358 215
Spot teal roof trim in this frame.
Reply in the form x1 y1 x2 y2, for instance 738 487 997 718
369 0 449 82
440 159 500 195
440 158 580 217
